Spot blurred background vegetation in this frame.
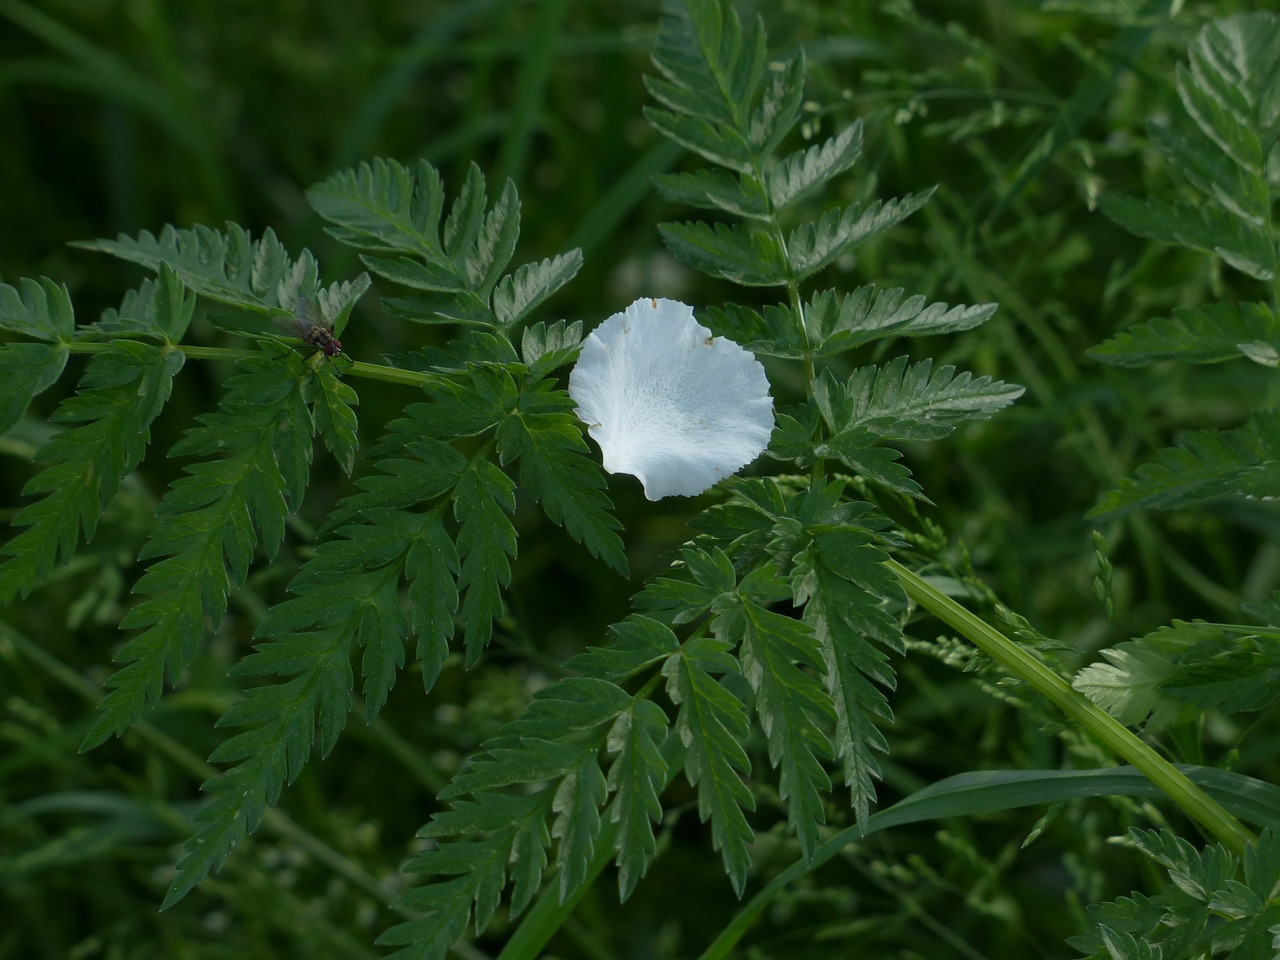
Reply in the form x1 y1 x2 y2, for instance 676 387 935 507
1 0 1274 957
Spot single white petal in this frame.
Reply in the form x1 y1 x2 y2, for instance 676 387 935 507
568 297 774 500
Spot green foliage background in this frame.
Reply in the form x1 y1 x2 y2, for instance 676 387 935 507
1 1 1276 958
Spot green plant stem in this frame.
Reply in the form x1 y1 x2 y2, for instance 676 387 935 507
884 557 1255 855
65 337 440 387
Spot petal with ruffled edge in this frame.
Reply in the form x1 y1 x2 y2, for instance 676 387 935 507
568 297 774 500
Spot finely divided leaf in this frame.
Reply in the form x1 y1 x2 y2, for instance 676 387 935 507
644 108 756 174
768 122 864 212
521 319 584 377
717 568 833 860
306 157 446 256
658 220 789 286
805 285 998 356
0 276 75 341
648 0 765 130
307 361 360 475
492 250 583 329
567 615 682 683
604 699 670 900
749 53 805 155
662 634 755 894
785 190 934 281
792 526 904 826
0 343 69 434
454 460 518 664
1098 13 1280 281
383 792 554 959
405 511 459 692
1099 193 1275 281
82 354 318 749
1090 410 1280 518
77 223 371 322
653 168 770 220
0 341 183 602
1089 302 1279 367
1072 641 1182 729
164 610 359 907
499 383 628 575
823 356 1025 442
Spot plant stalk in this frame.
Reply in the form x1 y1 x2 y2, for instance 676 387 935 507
885 557 1255 855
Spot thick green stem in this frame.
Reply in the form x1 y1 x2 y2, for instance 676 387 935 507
885 557 1255 855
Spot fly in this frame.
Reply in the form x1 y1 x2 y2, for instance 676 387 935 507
279 296 343 359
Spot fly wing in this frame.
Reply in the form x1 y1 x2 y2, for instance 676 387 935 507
269 296 327 339
295 296 332 333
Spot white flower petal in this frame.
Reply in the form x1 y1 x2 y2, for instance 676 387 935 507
568 297 774 500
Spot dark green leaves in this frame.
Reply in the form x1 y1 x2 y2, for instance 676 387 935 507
717 567 833 859
1070 829 1280 960
647 0 930 290
0 276 75 341
1099 13 1280 281
498 383 628 576
0 340 184 602
82 351 332 750
1090 410 1280 519
1090 302 1280 367
663 633 755 893
310 158 581 333
78 222 371 320
1072 620 1280 729
701 287 997 360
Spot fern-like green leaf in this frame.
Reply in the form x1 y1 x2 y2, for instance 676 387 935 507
818 356 1025 443
77 223 372 322
701 287 996 360
163 598 362 908
567 615 682 683
785 190 935 281
1071 829 1280 960
1099 193 1275 281
306 360 360 475
653 168 770 221
604 699 670 900
90 267 196 343
405 508 460 692
0 341 184 602
1074 620 1280 729
748 52 805 155
1099 13 1280 281
657 220 788 286
0 343 69 434
82 352 321 749
1089 301 1279 367
770 485 905 825
165 410 477 904
521 319 584 378
491 251 583 330
1071 640 1184 730
648 0 765 129
662 633 755 894
454 460 518 665
382 792 553 959
1090 410 1280 518
496 381 628 576
0 276 75 341
804 285 997 356
644 107 755 174
768 121 864 212
716 565 833 860
306 157 447 257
